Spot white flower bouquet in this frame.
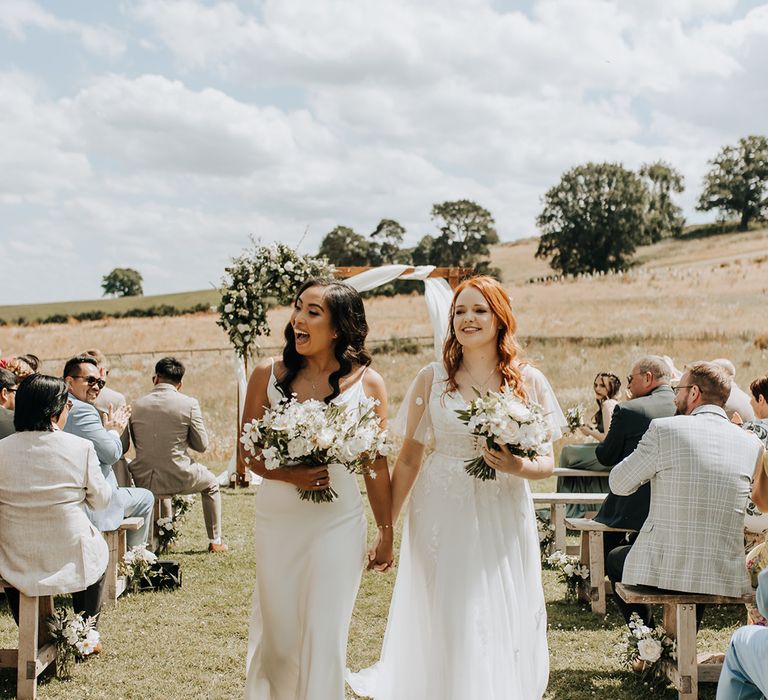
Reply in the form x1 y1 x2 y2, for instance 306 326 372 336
546 550 590 602
156 494 196 554
619 612 677 685
241 395 389 503
564 405 584 434
536 512 555 558
46 606 100 679
455 386 552 480
119 545 158 593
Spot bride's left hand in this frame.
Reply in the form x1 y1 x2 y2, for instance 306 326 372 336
483 444 524 475
367 529 394 573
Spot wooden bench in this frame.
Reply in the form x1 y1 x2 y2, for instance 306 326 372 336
553 467 610 478
103 516 145 608
0 577 56 700
532 493 608 554
616 583 755 700
565 517 635 614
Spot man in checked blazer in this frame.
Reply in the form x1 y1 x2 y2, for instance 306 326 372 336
606 361 765 627
129 357 227 553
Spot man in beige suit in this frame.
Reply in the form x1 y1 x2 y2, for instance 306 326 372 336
129 357 227 553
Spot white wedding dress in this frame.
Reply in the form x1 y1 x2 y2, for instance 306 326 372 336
347 361 564 700
245 364 368 700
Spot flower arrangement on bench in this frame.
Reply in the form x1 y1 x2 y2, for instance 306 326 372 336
619 612 677 688
546 550 589 602
46 607 100 679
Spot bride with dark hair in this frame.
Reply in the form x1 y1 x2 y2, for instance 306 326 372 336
240 277 394 700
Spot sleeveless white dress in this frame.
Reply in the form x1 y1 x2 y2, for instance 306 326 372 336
245 365 368 700
347 362 563 700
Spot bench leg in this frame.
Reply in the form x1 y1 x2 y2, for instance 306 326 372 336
17 593 39 700
676 604 698 700
553 503 567 553
104 531 119 608
588 531 606 615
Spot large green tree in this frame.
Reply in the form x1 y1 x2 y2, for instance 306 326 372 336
369 219 406 265
429 199 499 268
639 160 685 241
318 225 371 265
697 134 768 231
101 267 143 297
536 162 649 274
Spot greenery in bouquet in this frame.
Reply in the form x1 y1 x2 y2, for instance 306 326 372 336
546 550 589 602
536 512 555 561
120 544 158 593
217 240 333 359
618 612 677 688
564 405 584 434
156 494 196 554
240 395 389 503
46 606 100 679
455 386 552 481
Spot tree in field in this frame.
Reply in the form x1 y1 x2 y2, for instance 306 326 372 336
369 219 406 265
639 161 685 241
318 226 370 265
536 163 649 274
697 135 768 231
101 267 143 297
411 235 435 266
429 199 499 268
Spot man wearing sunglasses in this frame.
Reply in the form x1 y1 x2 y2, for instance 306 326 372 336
0 368 18 440
63 355 154 548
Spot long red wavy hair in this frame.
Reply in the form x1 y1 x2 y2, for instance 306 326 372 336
443 276 527 400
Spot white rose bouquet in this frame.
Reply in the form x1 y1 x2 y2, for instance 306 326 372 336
546 550 590 602
564 405 584 434
455 386 552 480
619 612 676 685
46 606 100 679
241 395 389 503
120 545 158 593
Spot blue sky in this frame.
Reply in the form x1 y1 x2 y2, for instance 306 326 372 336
1 0 767 303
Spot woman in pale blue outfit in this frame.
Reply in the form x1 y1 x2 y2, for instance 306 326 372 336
556 372 621 517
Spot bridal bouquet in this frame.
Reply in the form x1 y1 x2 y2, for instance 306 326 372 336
455 386 552 480
564 405 584 434
240 395 389 503
46 607 100 679
619 612 677 686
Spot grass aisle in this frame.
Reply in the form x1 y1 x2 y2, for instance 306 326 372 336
0 486 744 699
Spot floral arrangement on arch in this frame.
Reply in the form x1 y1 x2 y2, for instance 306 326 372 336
46 606 100 679
619 612 677 687
217 241 334 359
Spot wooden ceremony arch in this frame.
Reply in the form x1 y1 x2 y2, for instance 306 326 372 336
232 265 473 486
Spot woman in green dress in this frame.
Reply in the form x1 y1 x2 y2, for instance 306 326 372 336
557 372 622 517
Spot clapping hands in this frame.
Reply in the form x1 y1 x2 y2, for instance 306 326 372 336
103 403 131 433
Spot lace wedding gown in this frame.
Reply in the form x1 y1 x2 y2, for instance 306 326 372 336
245 363 368 700
347 361 564 700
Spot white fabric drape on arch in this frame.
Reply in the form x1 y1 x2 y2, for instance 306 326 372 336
217 265 453 485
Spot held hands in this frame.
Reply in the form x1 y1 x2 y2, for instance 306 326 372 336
103 403 131 433
482 443 524 475
367 528 395 573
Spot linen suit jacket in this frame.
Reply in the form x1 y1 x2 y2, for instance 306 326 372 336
594 385 676 530
128 383 209 494
0 430 111 596
0 406 14 440
64 395 127 531
609 405 763 597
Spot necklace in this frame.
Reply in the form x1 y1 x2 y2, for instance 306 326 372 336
463 362 497 390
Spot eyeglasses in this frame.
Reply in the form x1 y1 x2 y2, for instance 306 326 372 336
672 384 696 394
7 388 17 393
71 376 106 389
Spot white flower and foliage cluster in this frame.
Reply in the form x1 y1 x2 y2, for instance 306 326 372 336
120 544 158 593
564 405 584 434
241 395 390 503
546 550 590 602
536 512 555 559
217 241 333 359
156 494 196 554
46 606 100 678
619 612 677 686
455 386 552 480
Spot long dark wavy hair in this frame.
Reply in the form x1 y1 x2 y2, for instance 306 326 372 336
277 277 372 403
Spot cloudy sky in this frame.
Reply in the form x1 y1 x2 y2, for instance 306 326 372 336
2 0 767 303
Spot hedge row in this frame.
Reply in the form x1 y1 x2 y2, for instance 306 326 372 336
2 303 212 327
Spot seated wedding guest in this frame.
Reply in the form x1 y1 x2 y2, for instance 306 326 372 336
16 354 40 373
716 566 768 700
0 375 111 636
557 371 621 517
0 356 35 380
129 357 227 552
0 368 18 440
82 348 132 487
738 374 768 540
607 361 765 629
593 355 676 563
63 355 154 548
713 357 756 422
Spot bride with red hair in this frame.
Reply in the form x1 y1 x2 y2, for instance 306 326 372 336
348 276 565 699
